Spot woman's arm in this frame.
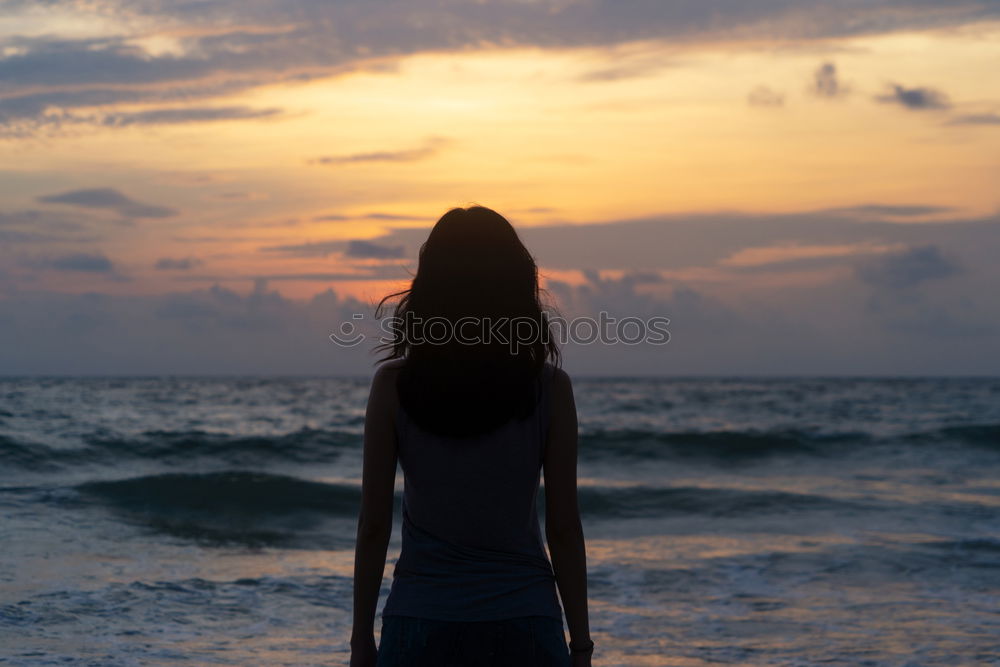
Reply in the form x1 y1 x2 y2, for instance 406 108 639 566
350 364 399 664
543 368 592 662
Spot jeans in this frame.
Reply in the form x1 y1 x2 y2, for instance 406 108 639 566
375 615 572 667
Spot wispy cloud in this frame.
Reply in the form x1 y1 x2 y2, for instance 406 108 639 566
721 242 899 269
155 257 203 271
875 83 951 110
946 113 1000 126
825 204 956 219
209 191 271 202
855 245 961 289
101 106 282 127
37 188 178 219
0 209 101 244
311 137 449 165
20 251 118 275
344 240 405 259
260 240 345 258
575 52 677 83
747 85 785 108
313 212 431 222
260 238 407 259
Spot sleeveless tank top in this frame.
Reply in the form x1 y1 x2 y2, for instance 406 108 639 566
381 362 563 622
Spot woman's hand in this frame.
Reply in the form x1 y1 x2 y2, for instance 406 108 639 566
349 635 377 667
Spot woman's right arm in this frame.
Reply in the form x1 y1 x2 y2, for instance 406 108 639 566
543 368 593 665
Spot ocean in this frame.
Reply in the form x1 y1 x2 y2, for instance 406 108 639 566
1 376 998 666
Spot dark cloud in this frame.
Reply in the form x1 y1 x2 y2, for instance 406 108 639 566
0 209 101 244
370 207 1000 277
812 62 843 98
0 209 83 230
516 207 558 214
344 240 405 259
155 257 203 270
312 138 449 165
260 240 345 258
313 212 430 222
211 192 271 203
0 229 62 244
946 113 1000 126
0 285 381 375
362 212 432 221
856 245 960 289
101 106 282 127
260 237 403 260
0 83 267 136
875 84 951 110
37 188 178 219
26 252 116 273
576 55 674 83
826 204 955 218
51 253 114 273
171 270 404 282
747 85 785 107
252 272 395 281
5 1 1000 137
3 223 999 375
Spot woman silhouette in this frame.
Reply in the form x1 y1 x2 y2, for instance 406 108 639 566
349 206 592 666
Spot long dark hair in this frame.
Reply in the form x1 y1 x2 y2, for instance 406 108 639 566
375 206 560 437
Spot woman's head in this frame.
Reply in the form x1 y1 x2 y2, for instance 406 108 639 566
376 205 559 436
377 205 558 367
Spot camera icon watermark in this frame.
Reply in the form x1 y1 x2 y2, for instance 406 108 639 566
329 312 670 349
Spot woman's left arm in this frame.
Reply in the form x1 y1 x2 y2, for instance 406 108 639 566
350 365 399 663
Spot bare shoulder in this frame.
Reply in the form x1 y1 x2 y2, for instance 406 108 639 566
381 358 406 370
550 365 571 385
550 366 573 398
369 360 403 412
372 358 405 385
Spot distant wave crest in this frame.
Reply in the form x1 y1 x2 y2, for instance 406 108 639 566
0 427 359 471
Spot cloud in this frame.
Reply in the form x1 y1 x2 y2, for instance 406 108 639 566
261 240 345 258
212 192 270 202
259 238 407 260
313 212 430 222
101 106 282 127
155 257 203 271
855 245 960 289
0 286 383 375
37 188 178 219
825 204 955 219
22 252 117 274
812 62 843 98
875 84 951 110
311 137 449 165
3 231 999 375
51 253 114 273
0 209 100 244
575 52 676 83
362 212 431 221
344 240 405 259
0 229 69 244
172 270 404 282
7 2 1000 138
721 242 899 269
747 85 785 107
946 113 1000 126
369 206 999 276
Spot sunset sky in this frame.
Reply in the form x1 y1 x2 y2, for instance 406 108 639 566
2 1 999 375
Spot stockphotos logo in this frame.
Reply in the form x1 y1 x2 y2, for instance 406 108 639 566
329 312 670 349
